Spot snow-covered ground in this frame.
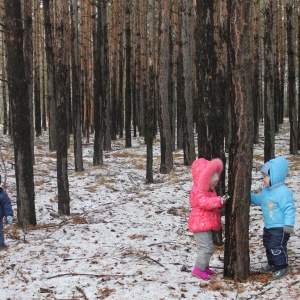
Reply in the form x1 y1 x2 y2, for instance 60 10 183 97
0 121 299 300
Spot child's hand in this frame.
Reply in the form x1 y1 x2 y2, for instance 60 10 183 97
283 226 294 235
6 216 13 226
221 195 230 205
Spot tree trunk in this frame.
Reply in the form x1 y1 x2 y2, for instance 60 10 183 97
253 0 260 144
263 1 275 162
43 0 57 151
158 0 173 174
55 0 70 215
125 1 132 148
110 0 120 140
70 0 84 172
34 5 42 138
195 0 217 160
273 4 280 134
93 0 104 166
224 0 253 280
278 0 285 124
1 48 8 134
178 0 195 166
286 3 298 154
101 0 111 151
4 0 36 226
146 0 156 184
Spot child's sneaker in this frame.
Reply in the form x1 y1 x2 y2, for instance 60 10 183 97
261 263 275 273
205 267 216 276
272 267 289 279
192 267 211 280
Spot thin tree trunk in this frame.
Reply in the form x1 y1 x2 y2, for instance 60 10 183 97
43 0 57 151
70 0 84 172
178 0 195 166
253 0 260 143
158 0 173 174
34 4 42 137
286 3 297 154
1 37 8 135
263 0 275 162
125 0 132 148
146 0 155 184
93 0 104 166
55 0 70 215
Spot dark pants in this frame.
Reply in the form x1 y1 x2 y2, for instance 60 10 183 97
263 227 290 270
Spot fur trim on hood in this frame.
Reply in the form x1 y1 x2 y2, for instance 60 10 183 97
191 158 223 191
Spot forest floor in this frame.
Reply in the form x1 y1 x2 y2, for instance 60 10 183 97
0 120 300 300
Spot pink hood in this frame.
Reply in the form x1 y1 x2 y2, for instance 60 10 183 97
188 158 224 232
191 158 223 190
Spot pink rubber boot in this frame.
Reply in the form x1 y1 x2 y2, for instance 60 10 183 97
205 267 216 276
192 267 211 280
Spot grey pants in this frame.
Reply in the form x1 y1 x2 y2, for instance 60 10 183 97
194 231 214 270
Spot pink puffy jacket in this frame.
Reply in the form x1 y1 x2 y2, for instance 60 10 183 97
188 158 224 233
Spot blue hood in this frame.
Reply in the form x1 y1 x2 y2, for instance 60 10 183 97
268 156 289 186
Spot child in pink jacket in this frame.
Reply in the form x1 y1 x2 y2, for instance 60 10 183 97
188 158 228 280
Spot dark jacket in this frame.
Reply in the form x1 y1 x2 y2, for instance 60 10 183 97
0 187 13 220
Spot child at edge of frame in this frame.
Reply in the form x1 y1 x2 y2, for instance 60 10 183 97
0 175 14 249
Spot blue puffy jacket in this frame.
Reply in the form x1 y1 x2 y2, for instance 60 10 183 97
0 187 13 220
251 157 295 229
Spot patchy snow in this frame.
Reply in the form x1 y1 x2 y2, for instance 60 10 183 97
1 121 299 300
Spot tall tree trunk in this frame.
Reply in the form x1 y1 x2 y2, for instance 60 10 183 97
146 0 155 184
93 0 104 166
125 1 132 148
169 6 176 152
286 3 298 154
55 0 70 215
101 0 111 151
273 2 280 134
34 4 42 137
4 0 36 226
178 0 195 166
158 0 173 174
224 0 253 280
1 26 8 135
263 0 275 162
23 0 35 167
118 14 124 139
253 0 260 144
110 0 119 140
195 0 217 160
43 0 57 151
70 0 84 172
278 0 285 124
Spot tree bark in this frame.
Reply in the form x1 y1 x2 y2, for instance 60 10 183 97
125 1 132 148
286 3 298 154
70 0 84 172
55 0 70 215
4 0 36 226
43 0 57 151
93 0 104 166
178 0 195 166
158 0 173 174
224 0 253 280
263 0 275 162
253 0 260 144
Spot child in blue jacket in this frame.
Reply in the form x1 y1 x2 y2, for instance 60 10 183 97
251 156 295 279
0 185 13 248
